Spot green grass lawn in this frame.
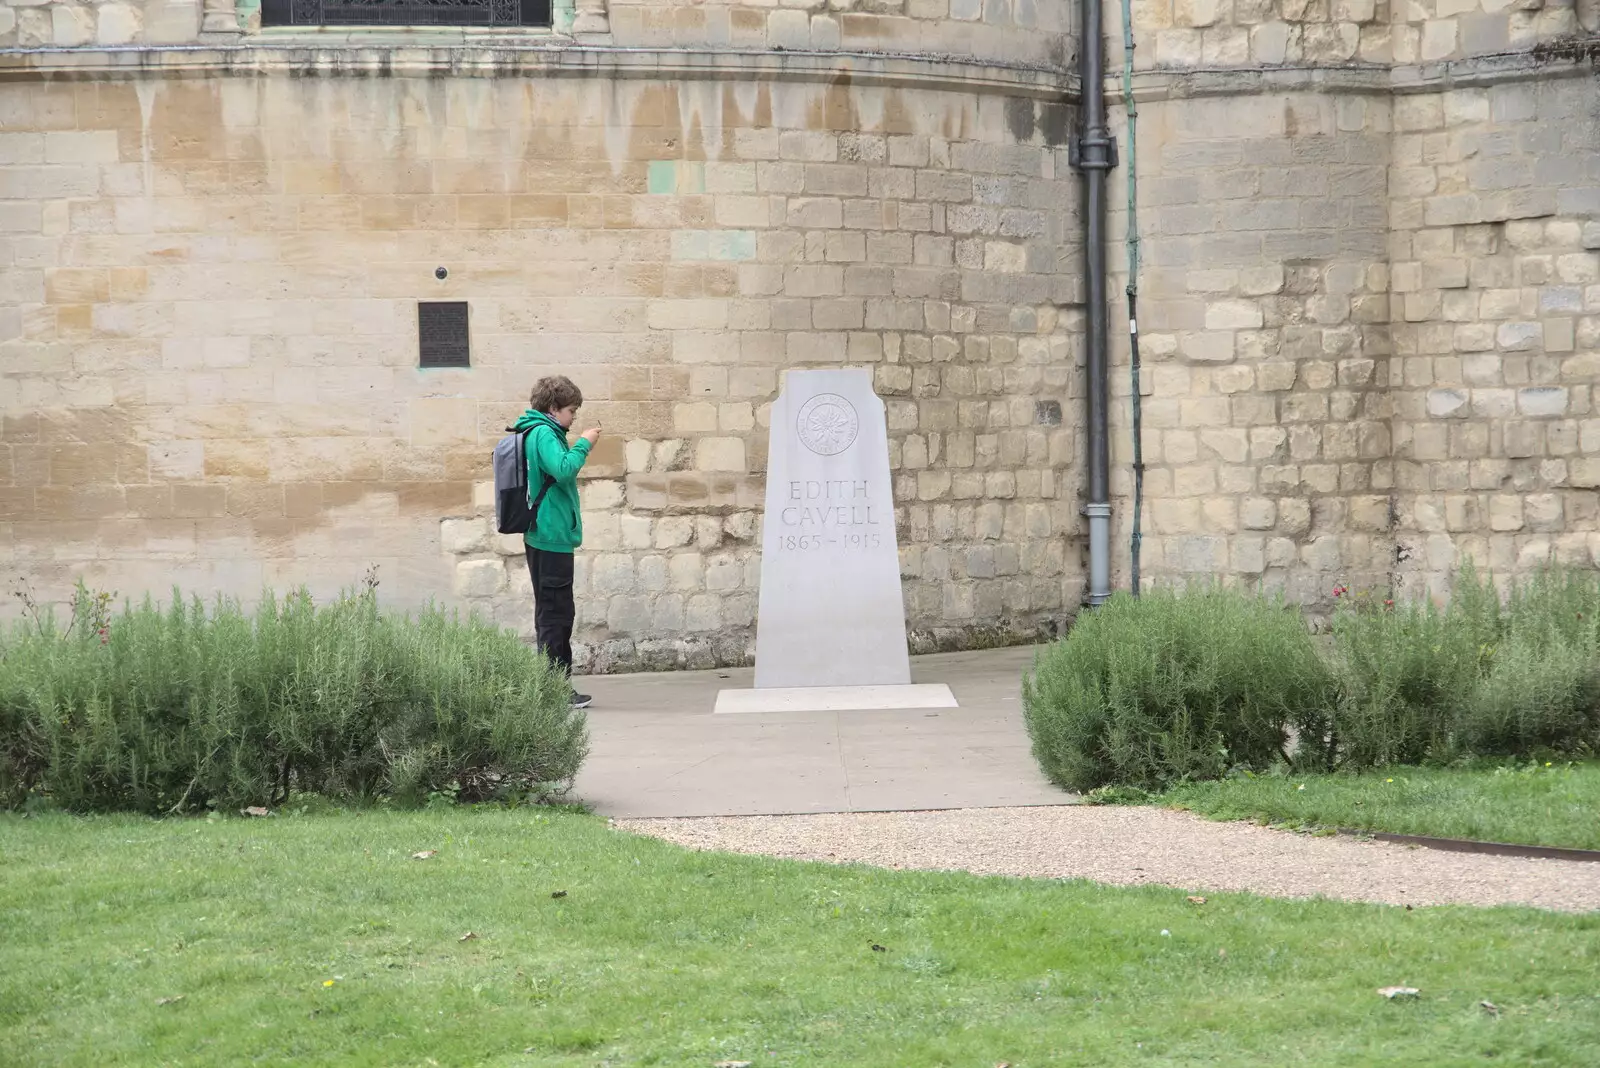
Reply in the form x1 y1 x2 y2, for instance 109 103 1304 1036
2 808 1596 1068
1154 761 1600 851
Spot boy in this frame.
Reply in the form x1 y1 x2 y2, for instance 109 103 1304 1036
512 376 601 709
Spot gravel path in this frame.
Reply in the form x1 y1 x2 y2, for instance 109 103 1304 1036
618 806 1600 912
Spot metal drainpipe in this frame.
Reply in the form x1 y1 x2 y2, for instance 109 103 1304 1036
1071 0 1116 606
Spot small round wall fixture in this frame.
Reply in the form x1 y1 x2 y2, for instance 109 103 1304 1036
435 266 448 280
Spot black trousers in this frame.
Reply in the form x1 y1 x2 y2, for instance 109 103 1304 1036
525 547 575 679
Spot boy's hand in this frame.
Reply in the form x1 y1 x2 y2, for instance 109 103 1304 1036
580 427 602 446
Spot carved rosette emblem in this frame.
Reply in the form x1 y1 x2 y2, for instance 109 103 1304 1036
796 393 860 456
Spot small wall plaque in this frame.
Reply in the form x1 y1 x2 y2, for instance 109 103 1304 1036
418 301 470 368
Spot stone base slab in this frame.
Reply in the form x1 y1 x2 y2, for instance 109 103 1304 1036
713 684 958 715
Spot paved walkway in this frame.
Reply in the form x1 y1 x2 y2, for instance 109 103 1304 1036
571 646 1075 818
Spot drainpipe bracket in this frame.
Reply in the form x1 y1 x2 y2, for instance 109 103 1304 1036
1068 134 1119 172
1082 503 1112 518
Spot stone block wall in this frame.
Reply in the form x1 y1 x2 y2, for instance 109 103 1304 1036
0 0 201 45
610 0 1072 68
1127 0 1394 69
0 65 1081 670
1109 91 1397 604
1390 0 1594 63
1109 2 1600 608
1 0 1071 68
3 8 1599 665
1387 74 1600 598
1126 0 1596 68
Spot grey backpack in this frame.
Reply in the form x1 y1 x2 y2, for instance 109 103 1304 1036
493 427 555 535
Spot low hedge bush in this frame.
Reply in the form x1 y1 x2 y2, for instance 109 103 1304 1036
1331 566 1600 765
1025 568 1600 793
1022 588 1339 793
0 582 587 814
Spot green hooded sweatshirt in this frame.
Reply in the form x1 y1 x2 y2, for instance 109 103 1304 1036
514 409 593 553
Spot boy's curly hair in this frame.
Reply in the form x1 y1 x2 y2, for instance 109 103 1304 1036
529 375 583 413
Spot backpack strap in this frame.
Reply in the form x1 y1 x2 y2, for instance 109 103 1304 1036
522 423 560 534
507 425 530 488
528 473 557 534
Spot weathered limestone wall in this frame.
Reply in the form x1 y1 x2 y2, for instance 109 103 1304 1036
1388 73 1600 598
1130 0 1596 68
0 0 202 45
1108 0 1600 607
611 0 1072 67
1111 0 1400 605
0 62 1081 670
0 0 1070 67
1109 88 1397 604
1131 0 1392 69
1390 0 1594 63
3 6 1599 665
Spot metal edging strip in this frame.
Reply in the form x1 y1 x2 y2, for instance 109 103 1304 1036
1339 829 1600 864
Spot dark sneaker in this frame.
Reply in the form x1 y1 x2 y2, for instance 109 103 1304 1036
570 692 593 709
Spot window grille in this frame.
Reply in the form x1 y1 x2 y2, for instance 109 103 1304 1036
261 0 550 29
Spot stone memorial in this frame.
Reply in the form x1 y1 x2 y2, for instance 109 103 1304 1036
715 368 957 713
